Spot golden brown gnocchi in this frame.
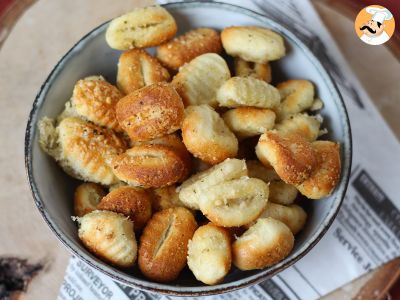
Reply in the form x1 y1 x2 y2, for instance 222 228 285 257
182 105 238 164
232 217 294 270
74 183 106 217
117 49 170 94
296 141 341 199
37 8 343 285
269 181 299 205
234 57 272 82
275 113 323 142
276 80 315 120
157 28 222 70
39 117 126 185
138 207 197 282
69 77 123 131
112 144 187 188
150 185 186 212
116 83 184 142
256 130 317 185
222 107 276 139
78 210 137 268
187 224 232 285
105 6 177 50
256 203 307 234
97 186 152 232
134 133 192 182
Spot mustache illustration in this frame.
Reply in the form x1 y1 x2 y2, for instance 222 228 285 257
360 25 376 34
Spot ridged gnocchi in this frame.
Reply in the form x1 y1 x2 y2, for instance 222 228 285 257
77 210 137 268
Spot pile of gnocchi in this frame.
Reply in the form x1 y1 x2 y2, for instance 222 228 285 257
38 5 341 285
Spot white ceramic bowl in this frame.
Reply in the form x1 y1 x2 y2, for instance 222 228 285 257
25 1 352 296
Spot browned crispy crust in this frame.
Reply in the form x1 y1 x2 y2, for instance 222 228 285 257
138 207 197 282
71 78 123 131
116 83 184 142
74 183 106 217
232 218 294 270
157 28 222 70
117 49 170 95
181 105 238 165
97 186 152 232
134 133 192 181
256 130 317 185
111 144 186 188
296 141 341 199
58 117 127 185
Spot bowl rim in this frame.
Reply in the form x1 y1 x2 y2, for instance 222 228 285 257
25 0 352 296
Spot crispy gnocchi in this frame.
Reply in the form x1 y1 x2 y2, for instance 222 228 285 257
38 7 343 286
187 224 232 285
234 57 272 82
116 82 184 142
276 80 315 120
68 77 123 131
247 160 298 205
97 186 152 232
150 185 186 212
74 183 106 217
134 133 192 182
157 28 222 70
172 53 230 107
233 217 294 270
178 158 247 210
256 130 317 185
269 181 299 205
275 113 323 142
117 49 170 94
199 177 269 227
112 144 187 188
39 117 126 185
182 105 238 164
255 203 307 234
222 107 276 139
221 26 285 63
78 210 137 268
296 141 341 199
105 6 177 50
138 207 197 282
216 77 280 109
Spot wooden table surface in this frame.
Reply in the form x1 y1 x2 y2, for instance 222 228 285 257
0 1 398 299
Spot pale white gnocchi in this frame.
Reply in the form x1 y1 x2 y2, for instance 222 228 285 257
178 158 247 210
216 77 280 109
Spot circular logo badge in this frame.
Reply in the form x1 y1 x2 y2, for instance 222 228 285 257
354 5 395 45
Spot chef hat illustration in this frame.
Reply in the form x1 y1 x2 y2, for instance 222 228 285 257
365 7 393 24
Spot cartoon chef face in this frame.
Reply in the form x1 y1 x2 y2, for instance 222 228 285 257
360 19 385 37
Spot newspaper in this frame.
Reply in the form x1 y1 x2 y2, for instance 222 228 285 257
58 0 400 299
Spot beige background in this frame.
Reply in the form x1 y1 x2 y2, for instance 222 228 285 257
0 0 398 299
